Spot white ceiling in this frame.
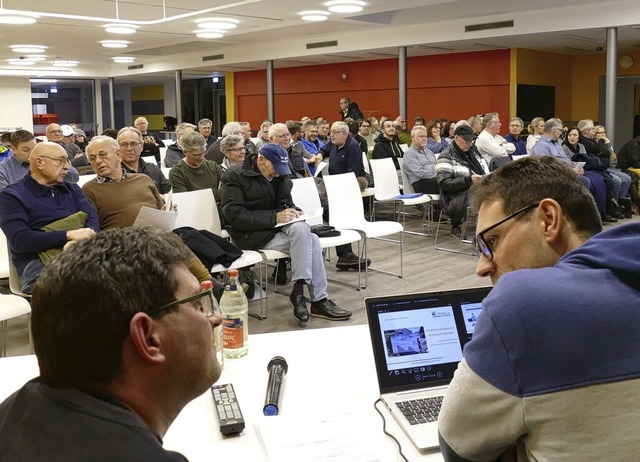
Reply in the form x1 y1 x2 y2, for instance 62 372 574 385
1 0 640 81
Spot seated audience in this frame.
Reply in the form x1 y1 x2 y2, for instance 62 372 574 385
118 127 171 194
164 122 196 167
475 112 515 165
169 131 224 203
254 120 272 151
134 117 165 164
220 134 247 171
240 121 259 157
198 118 215 149
206 121 244 164
526 116 545 154
358 118 375 151
300 120 324 160
442 120 456 146
270 122 310 179
0 227 222 460
439 156 639 462
346 119 368 154
372 119 404 181
339 97 364 121
285 121 317 173
0 130 79 190
73 129 88 152
467 114 483 135
413 116 426 127
0 133 12 163
503 116 527 156
317 119 331 144
589 121 632 206
436 125 486 239
220 143 352 323
0 142 98 293
403 125 439 195
46 124 81 160
426 119 446 154
616 132 640 208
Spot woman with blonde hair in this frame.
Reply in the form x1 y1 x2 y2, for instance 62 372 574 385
526 117 545 154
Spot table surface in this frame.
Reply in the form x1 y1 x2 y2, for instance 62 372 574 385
0 325 444 462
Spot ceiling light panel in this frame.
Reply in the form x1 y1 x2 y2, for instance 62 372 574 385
100 40 130 48
326 1 366 13
11 45 46 54
104 23 138 34
299 11 330 22
195 18 239 30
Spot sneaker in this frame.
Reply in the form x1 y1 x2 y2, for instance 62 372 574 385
335 252 371 271
289 292 309 323
450 226 465 239
310 299 352 320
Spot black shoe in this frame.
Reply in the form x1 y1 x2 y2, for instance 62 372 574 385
271 259 288 285
618 198 633 218
335 252 371 271
610 209 625 219
450 226 465 239
602 214 618 223
289 293 309 323
310 299 352 320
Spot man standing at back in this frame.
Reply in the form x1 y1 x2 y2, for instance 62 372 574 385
438 156 640 462
0 227 223 461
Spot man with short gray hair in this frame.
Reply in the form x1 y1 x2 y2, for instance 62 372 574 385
118 127 170 194
198 118 215 149
475 112 515 165
164 122 196 168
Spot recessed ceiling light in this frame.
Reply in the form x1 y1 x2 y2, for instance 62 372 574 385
7 59 35 65
325 1 365 13
104 23 138 34
112 56 135 63
560 34 595 43
25 55 47 62
299 11 330 21
53 59 79 67
195 30 224 39
11 44 47 54
30 78 58 83
0 11 37 24
100 40 130 48
195 18 238 30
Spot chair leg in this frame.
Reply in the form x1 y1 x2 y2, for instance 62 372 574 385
1 320 6 357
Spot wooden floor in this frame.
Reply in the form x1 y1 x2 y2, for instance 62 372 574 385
3 209 635 357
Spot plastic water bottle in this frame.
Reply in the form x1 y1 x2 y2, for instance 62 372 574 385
219 269 249 358
201 280 224 370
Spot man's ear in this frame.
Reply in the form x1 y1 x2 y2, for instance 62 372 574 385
128 312 166 365
537 198 563 245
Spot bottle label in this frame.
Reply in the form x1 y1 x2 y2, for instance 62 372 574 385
222 317 244 349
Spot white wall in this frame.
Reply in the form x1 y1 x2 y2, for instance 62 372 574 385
0 77 33 132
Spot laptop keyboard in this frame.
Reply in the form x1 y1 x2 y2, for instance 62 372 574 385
396 396 443 425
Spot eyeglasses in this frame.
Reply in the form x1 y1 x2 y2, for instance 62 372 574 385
330 130 347 135
275 133 291 139
226 146 246 152
595 131 606 135
119 142 141 149
47 130 63 135
37 156 69 166
474 203 539 261
149 289 216 318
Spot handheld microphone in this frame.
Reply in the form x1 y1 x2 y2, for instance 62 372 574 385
263 356 288 416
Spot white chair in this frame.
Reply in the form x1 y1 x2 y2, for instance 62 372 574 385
369 158 432 237
141 156 156 164
77 174 97 188
361 152 375 211
0 294 32 357
323 172 404 288
6 244 31 299
0 229 9 280
291 177 364 290
171 190 266 319
398 159 439 236
159 147 168 167
161 167 172 179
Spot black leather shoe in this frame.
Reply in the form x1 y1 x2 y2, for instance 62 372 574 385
450 226 466 240
310 299 352 320
602 214 618 223
335 252 371 271
289 293 308 323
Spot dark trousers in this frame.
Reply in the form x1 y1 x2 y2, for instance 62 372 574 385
412 178 439 195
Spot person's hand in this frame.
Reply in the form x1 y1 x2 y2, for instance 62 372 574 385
314 155 323 166
66 228 96 242
63 240 78 251
276 208 302 223
74 152 84 159
471 174 484 185
574 167 584 175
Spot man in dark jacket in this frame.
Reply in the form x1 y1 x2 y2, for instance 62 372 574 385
372 119 404 181
339 97 364 121
435 125 486 239
220 143 352 324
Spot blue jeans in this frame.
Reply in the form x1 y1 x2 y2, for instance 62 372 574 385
20 258 45 294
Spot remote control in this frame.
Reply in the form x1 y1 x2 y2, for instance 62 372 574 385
211 383 245 435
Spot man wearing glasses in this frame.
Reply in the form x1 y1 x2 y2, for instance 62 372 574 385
119 127 171 194
0 227 223 460
438 156 640 461
0 142 99 293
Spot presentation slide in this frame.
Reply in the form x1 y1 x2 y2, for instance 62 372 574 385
378 306 463 370
461 302 483 334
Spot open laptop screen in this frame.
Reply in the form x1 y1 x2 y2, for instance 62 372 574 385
366 287 491 394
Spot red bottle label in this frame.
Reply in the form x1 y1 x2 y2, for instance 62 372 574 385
222 318 244 349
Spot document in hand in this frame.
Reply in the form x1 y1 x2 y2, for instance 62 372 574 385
275 208 323 228
133 206 178 231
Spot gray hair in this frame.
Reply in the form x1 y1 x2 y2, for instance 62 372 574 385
86 136 120 155
117 126 143 142
180 131 206 153
221 135 244 152
411 125 427 137
176 122 197 139
221 121 243 137
482 113 499 129
198 118 212 127
510 117 524 127
331 121 349 134
268 123 288 139
577 119 594 133
543 118 564 133
133 117 148 125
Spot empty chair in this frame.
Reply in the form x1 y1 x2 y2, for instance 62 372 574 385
291 177 363 290
171 189 266 318
323 172 404 288
369 157 431 237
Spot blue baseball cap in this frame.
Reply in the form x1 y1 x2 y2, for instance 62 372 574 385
259 143 291 176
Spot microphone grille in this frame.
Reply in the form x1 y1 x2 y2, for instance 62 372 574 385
267 356 288 374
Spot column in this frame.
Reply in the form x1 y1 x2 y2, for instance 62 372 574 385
605 27 617 147
175 70 183 124
398 46 407 119
267 60 275 122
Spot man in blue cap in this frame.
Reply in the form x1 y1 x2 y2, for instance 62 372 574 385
220 142 352 324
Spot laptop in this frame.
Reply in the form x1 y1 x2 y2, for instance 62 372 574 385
365 287 492 450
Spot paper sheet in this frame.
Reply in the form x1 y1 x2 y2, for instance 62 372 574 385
275 208 323 228
133 206 178 231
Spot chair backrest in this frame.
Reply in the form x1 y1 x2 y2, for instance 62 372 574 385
290 177 323 225
362 152 371 175
5 242 29 297
0 228 9 279
323 173 365 228
399 160 416 194
159 147 168 166
369 157 401 200
141 156 156 164
172 189 222 235
77 174 97 188
161 167 172 179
